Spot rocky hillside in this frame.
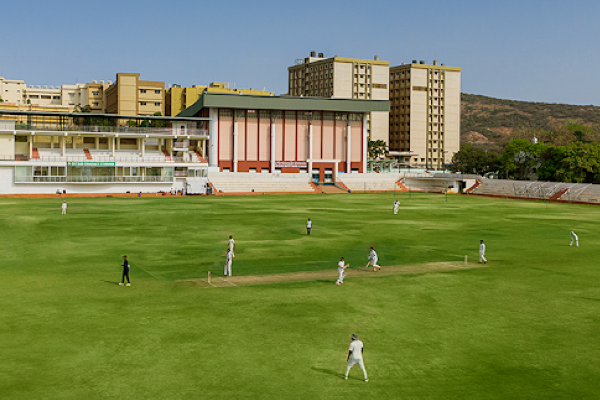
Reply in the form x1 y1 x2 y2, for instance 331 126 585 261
461 94 600 150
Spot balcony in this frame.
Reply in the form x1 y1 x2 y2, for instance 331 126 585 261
0 154 206 164
15 176 174 184
13 124 208 137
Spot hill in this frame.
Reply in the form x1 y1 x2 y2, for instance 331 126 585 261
461 94 600 150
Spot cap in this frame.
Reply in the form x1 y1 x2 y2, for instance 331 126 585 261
351 334 358 340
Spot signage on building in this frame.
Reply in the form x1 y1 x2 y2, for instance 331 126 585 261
274 161 307 168
66 162 116 167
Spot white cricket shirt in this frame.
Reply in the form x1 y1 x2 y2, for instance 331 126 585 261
307 220 312 229
349 340 364 360
479 243 486 254
229 239 235 250
370 250 377 259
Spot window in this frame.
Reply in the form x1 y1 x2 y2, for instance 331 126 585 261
92 91 99 96
155 90 161 94
154 102 160 106
141 102 147 106
92 102 99 107
141 89 147 93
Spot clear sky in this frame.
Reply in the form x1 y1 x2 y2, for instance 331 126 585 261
2 0 598 105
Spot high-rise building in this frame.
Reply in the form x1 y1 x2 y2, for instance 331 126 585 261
389 60 461 170
287 52 390 143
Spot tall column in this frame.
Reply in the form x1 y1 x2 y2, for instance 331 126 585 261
116 137 121 150
168 138 173 156
29 135 33 157
111 137 115 157
333 161 338 183
209 108 219 168
73 136 77 149
346 122 352 174
308 123 313 174
233 121 239 172
362 114 368 173
158 138 162 153
270 120 276 172
95 137 99 149
61 135 66 157
141 137 145 157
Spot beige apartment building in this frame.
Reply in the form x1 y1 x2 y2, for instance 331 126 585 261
288 52 390 143
389 60 461 170
166 82 273 116
105 73 165 117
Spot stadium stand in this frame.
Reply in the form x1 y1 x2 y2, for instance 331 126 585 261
338 173 404 192
471 179 600 203
208 172 316 194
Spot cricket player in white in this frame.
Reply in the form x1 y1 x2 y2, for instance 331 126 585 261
479 240 487 263
224 249 234 277
306 218 312 235
366 247 380 271
344 334 368 382
61 201 67 215
393 200 400 215
228 235 235 251
335 257 348 285
570 231 579 247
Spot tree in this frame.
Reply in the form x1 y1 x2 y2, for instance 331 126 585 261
368 140 388 160
450 143 500 175
150 112 166 128
498 139 547 180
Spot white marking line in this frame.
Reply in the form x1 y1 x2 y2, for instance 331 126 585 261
132 263 158 279
219 277 238 287
201 278 216 287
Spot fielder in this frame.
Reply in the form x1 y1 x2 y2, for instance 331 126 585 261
335 257 349 285
224 249 234 277
61 200 67 215
479 240 487 263
344 334 368 382
228 235 235 251
393 200 400 215
119 255 131 286
366 247 380 271
306 218 312 235
570 231 579 247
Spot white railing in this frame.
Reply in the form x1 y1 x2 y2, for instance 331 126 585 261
15 176 174 183
0 155 207 163
15 125 208 137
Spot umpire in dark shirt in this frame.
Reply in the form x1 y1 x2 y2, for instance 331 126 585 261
120 256 131 286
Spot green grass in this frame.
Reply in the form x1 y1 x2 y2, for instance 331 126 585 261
1 193 599 399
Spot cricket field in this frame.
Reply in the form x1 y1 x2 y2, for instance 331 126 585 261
1 193 599 399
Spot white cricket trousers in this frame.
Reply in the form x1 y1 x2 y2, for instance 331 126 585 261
367 257 379 267
394 206 399 215
224 260 232 276
61 209 66 215
570 238 579 247
345 357 368 380
336 268 345 284
479 253 487 263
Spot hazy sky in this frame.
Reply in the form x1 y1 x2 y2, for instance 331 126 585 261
2 0 598 105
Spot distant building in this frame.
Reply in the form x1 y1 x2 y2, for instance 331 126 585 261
166 82 273 116
287 52 390 143
104 73 165 118
389 60 461 170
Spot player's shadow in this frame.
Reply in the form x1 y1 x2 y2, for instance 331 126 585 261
100 280 121 285
312 367 343 378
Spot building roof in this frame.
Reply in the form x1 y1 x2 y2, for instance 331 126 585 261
177 93 390 117
0 109 208 121
390 63 461 72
